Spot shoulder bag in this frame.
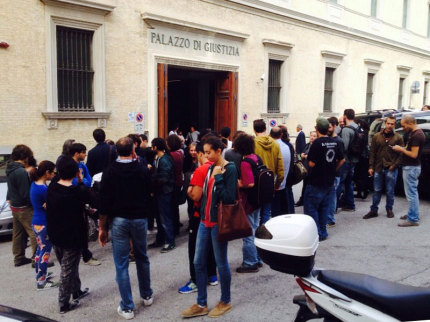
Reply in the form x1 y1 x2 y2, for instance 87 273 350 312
217 177 252 242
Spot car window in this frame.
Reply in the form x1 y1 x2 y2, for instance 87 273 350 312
416 115 430 125
0 155 11 183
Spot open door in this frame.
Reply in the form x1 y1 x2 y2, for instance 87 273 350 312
157 63 168 138
214 72 238 134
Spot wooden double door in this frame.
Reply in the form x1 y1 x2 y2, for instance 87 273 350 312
157 63 238 138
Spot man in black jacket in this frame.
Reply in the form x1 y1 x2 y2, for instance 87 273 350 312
86 128 117 176
98 137 153 320
6 144 37 267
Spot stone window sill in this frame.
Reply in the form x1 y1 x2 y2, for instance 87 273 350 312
42 112 111 129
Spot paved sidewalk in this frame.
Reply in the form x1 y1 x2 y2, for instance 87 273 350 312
0 189 429 321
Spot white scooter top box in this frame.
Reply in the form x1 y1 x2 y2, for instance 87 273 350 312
255 214 319 276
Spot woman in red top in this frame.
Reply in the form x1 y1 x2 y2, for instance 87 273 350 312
182 136 238 319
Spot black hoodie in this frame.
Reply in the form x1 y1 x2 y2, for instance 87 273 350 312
99 160 151 219
6 161 31 207
46 182 91 249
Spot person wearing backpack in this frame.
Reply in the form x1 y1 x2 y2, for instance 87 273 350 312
338 108 359 212
233 134 266 273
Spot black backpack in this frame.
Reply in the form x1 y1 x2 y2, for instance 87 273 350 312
242 155 275 207
345 125 367 159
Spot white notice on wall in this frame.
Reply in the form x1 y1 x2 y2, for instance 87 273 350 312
134 123 144 134
128 112 135 123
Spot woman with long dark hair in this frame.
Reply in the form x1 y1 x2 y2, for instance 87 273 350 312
149 138 176 253
182 136 238 318
30 160 58 290
233 133 262 273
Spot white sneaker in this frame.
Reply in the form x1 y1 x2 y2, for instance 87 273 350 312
142 295 153 306
147 228 158 235
84 258 101 266
117 306 134 320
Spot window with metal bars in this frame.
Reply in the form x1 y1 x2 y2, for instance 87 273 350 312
427 5 430 38
323 67 335 112
402 0 408 29
267 59 282 113
366 73 374 111
371 0 378 17
398 77 405 109
57 26 94 112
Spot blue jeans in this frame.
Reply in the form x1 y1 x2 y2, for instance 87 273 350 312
242 208 260 267
156 192 174 245
402 166 421 223
328 177 340 224
260 203 271 225
338 162 356 209
304 185 334 239
371 168 398 213
194 223 231 306
112 217 152 311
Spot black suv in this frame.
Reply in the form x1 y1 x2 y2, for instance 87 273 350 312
355 109 398 127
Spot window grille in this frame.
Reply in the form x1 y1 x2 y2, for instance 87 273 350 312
366 73 374 111
427 5 430 37
402 0 408 28
371 0 377 17
267 59 283 113
323 67 335 112
398 77 405 109
57 26 94 112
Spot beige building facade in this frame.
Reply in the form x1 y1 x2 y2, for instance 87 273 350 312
1 0 430 160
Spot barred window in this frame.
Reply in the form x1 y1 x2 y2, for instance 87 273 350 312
57 26 94 112
366 73 374 112
371 0 378 17
398 77 405 109
267 59 282 113
323 67 335 112
402 0 408 29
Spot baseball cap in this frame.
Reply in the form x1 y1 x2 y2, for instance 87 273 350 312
316 117 329 132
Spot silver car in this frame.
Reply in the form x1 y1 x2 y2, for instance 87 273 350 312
0 147 13 236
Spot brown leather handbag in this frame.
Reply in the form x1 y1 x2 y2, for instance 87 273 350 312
217 187 252 242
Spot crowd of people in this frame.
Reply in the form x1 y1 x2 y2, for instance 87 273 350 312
5 107 426 319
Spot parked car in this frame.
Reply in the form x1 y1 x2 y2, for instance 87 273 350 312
355 109 398 128
0 147 13 236
368 110 430 140
0 304 56 321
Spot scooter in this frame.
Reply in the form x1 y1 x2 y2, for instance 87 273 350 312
254 215 430 322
